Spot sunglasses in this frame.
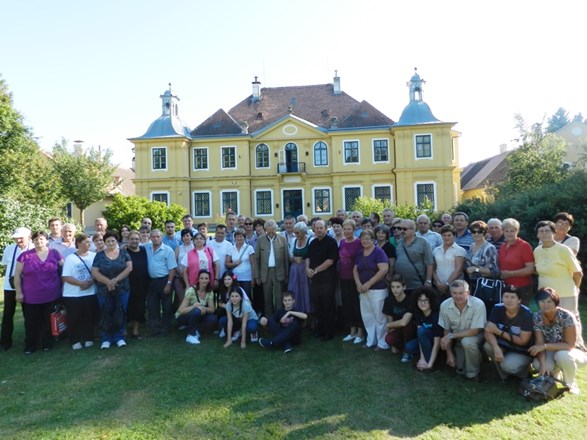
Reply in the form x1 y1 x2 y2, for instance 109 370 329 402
471 230 485 234
395 227 412 231
244 223 253 225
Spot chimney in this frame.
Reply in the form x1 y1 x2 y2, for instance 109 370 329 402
333 70 341 95
499 143 508 153
252 76 261 102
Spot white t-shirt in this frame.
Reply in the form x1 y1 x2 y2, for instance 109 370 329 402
207 239 233 279
62 252 97 297
228 243 255 281
1 243 33 291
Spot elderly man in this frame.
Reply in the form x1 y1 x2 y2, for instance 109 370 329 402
1 227 34 351
351 211 364 237
306 220 339 341
394 219 434 292
382 208 395 229
453 212 473 252
416 214 442 252
49 223 77 258
145 229 177 336
487 218 505 251
89 218 108 252
439 280 486 381
254 220 289 315
141 217 153 230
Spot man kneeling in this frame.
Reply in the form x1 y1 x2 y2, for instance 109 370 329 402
258 291 307 353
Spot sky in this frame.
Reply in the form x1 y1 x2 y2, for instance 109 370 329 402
1 0 585 169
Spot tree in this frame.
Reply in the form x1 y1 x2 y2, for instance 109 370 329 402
103 194 186 231
52 140 118 225
546 107 570 133
495 114 567 198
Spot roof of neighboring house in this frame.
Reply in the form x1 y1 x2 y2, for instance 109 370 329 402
109 167 135 196
461 150 511 191
193 83 394 136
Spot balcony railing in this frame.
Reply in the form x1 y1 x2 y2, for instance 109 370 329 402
277 162 306 174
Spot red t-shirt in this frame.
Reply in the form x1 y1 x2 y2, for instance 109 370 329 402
498 238 534 287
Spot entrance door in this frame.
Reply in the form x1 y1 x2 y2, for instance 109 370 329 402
284 142 298 172
283 189 303 219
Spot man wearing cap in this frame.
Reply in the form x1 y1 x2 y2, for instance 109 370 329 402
1 227 34 351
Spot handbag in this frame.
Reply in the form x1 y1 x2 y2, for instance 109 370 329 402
8 246 18 289
99 294 125 334
519 375 569 401
473 277 504 316
50 304 68 337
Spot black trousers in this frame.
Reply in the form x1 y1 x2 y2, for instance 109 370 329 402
1 290 20 349
63 296 98 345
22 300 57 352
310 278 336 338
147 276 173 334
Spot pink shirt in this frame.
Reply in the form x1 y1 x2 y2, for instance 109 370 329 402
338 238 362 280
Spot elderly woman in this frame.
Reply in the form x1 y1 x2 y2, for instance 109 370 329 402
483 285 533 380
498 218 535 305
534 221 583 336
465 220 499 282
91 231 133 349
226 228 255 299
61 234 97 350
181 232 219 289
243 217 257 247
339 219 364 343
433 225 467 298
126 230 149 339
353 229 389 350
92 232 106 253
553 212 580 256
286 222 313 315
529 288 587 395
14 231 64 354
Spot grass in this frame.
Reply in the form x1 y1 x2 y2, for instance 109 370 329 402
0 286 586 439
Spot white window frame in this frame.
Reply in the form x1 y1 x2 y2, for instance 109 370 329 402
254 189 274 217
255 143 270 170
312 187 332 216
193 147 209 171
220 190 240 216
372 138 390 164
192 191 212 218
371 185 393 203
414 133 433 160
151 146 168 171
221 146 237 170
343 139 360 165
414 181 437 210
342 185 362 212
150 191 170 206
313 141 329 167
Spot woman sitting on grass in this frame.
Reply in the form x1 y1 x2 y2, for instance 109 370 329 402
220 286 259 349
215 270 250 337
176 270 217 345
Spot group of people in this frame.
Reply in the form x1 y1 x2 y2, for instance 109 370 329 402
1 209 585 393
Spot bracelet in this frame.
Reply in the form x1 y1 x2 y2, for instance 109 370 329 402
544 343 547 351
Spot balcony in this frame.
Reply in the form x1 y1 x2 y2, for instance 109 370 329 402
277 162 306 174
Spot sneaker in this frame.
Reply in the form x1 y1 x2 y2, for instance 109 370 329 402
250 332 258 343
283 344 293 354
231 330 241 342
353 336 364 345
568 383 580 395
196 330 201 338
116 340 127 348
219 329 226 338
84 341 94 348
258 338 272 348
185 334 200 345
100 342 111 350
401 353 413 363
342 334 355 342
72 342 83 350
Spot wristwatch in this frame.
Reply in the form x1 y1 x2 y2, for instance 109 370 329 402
475 267 480 273
166 281 172 285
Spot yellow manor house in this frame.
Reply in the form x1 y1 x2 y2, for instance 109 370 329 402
129 70 461 220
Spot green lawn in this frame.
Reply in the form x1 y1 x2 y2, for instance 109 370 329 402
1 284 586 439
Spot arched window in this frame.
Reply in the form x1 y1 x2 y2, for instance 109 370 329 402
284 142 298 172
314 141 328 166
256 143 269 168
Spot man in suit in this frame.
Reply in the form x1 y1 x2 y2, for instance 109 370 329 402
254 220 289 316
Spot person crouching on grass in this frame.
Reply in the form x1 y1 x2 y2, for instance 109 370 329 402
220 287 259 349
258 291 307 353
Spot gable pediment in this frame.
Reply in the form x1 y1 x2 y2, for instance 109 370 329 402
251 115 327 141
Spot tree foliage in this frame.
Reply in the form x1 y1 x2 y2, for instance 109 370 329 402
52 140 118 225
103 194 187 231
351 197 438 221
494 114 568 198
546 107 570 133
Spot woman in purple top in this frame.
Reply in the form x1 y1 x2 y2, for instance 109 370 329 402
339 219 364 344
14 231 64 354
353 229 390 350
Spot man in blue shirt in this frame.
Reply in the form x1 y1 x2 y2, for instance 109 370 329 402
453 212 473 252
146 229 178 336
162 220 180 251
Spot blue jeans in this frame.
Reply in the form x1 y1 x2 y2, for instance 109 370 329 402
177 308 217 336
97 291 129 344
219 316 258 336
405 326 435 362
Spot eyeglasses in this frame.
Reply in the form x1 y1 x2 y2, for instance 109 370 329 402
470 230 484 234
244 223 253 226
395 227 412 231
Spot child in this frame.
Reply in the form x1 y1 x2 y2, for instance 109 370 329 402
258 291 307 353
220 287 258 349
382 274 417 361
176 270 217 345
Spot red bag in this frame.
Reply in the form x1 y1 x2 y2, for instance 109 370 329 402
51 305 68 337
